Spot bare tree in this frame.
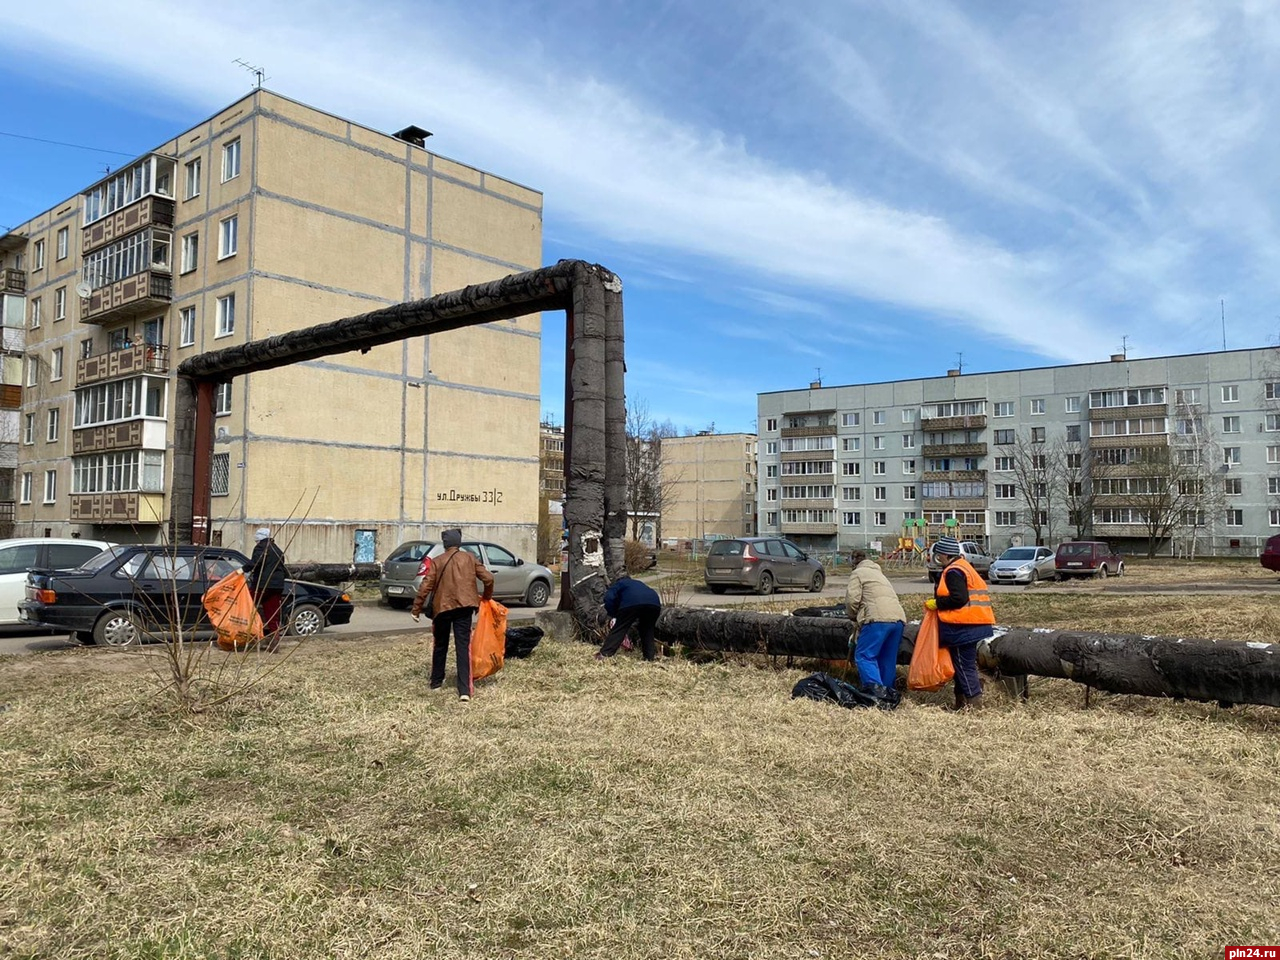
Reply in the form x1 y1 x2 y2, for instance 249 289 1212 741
1060 440 1094 540
1099 440 1223 559
625 399 681 542
1009 433 1062 545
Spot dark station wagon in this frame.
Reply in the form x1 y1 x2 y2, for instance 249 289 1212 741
20 544 354 646
1054 541 1125 580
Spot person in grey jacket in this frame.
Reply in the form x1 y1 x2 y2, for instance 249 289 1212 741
844 551 907 704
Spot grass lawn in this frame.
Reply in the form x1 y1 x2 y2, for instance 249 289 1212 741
2 595 1278 959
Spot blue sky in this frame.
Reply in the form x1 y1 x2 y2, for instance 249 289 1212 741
4 1 1280 435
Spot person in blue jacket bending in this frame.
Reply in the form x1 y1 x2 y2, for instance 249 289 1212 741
597 574 662 662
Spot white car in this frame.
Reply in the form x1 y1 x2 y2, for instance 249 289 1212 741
0 538 115 624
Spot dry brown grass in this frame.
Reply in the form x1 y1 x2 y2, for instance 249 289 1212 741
2 602 1279 959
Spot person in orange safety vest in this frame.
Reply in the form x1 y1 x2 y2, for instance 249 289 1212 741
923 536 995 709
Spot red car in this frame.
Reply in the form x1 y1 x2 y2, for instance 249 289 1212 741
1261 535 1280 572
1055 541 1125 580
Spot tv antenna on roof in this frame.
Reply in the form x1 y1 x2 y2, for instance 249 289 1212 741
233 58 269 89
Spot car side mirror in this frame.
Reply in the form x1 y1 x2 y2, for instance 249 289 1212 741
517 558 524 567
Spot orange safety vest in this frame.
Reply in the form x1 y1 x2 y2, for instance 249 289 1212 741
936 556 996 626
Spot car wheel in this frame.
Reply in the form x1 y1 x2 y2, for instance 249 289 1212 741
524 579 551 608
386 597 411 610
756 571 775 596
93 609 145 647
1096 565 1109 580
1117 562 1125 577
708 585 726 595
287 603 325 637
809 571 825 592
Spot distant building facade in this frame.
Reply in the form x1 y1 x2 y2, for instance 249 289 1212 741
757 347 1280 557
1 89 543 561
662 432 757 542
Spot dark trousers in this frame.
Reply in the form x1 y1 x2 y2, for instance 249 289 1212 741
432 606 476 695
600 604 661 660
941 638 983 697
255 589 285 640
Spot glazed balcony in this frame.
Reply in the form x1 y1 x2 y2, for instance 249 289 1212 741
77 342 170 387
1 268 25 295
70 491 165 524
1088 404 1167 421
920 414 987 432
72 418 168 456
922 442 988 458
779 521 838 536
1087 433 1168 450
81 271 172 324
780 424 837 439
921 497 987 512
82 196 175 254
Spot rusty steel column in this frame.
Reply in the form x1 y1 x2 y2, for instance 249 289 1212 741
189 381 217 545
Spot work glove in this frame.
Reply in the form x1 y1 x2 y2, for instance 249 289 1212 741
924 598 937 611
412 613 420 623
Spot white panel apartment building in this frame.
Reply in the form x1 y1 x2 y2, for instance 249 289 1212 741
757 347 1280 557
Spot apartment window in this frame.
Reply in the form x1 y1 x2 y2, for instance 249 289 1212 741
19 473 32 504
43 470 56 504
215 382 232 415
1175 388 1201 405
51 348 63 382
764 418 777 431
33 240 45 270
185 157 202 199
1267 383 1280 401
1065 396 1081 413
766 488 777 502
1066 424 1081 442
902 434 915 449
216 294 235 337
54 287 67 321
1272 509 1280 527
1270 477 1280 496
994 456 1014 471
994 429 1014 445
765 441 778 455
22 414 34 445
56 227 69 260
1220 384 1239 402
841 486 861 501
80 338 93 360
46 408 60 442
902 459 916 474
842 437 860 452
181 233 199 274
218 216 238 259
765 511 777 526
902 409 915 423
1267 414 1280 432
1031 427 1046 443
995 511 1018 526
1031 453 1046 469
212 452 230 496
179 306 196 347
873 461 886 475
873 486 887 501
873 436 884 450
1223 447 1241 466
902 485 916 500
1269 446 1280 464
765 465 777 478
1224 477 1243 496
841 412 859 427
993 401 1013 417
30 297 41 329
995 484 1016 499
26 356 38 387
1067 452 1083 468
1222 416 1240 434
1225 509 1244 527
222 138 241 181
841 511 861 526
871 411 884 426
1029 398 1045 415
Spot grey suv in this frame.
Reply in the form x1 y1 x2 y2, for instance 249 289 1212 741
704 537 825 595
379 540 554 608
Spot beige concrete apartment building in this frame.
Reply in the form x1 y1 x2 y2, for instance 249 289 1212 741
1 89 543 562
661 432 757 542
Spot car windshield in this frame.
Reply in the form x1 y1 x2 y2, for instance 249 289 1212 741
999 548 1037 560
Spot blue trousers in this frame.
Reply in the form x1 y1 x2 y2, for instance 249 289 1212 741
852 620 904 689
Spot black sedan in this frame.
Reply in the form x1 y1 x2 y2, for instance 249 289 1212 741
20 544 354 646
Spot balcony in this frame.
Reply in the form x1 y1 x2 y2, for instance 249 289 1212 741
1087 433 1168 450
82 196 175 254
72 419 168 455
921 497 987 512
1 268 25 295
779 521 838 536
0 385 20 410
81 271 172 324
922 469 986 483
70 492 164 524
1088 403 1167 421
921 414 987 432
922 442 988 458
77 342 170 387
780 424 837 439
780 449 835 463
780 497 837 511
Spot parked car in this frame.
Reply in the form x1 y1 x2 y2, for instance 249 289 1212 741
19 544 354 646
1259 534 1280 572
1054 541 1124 579
926 540 995 583
379 539 554 609
988 545 1057 585
0 537 115 625
704 537 825 595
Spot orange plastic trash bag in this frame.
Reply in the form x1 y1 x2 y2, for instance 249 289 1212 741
907 609 955 691
204 569 264 651
470 598 508 683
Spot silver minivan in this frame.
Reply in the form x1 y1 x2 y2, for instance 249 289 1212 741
704 537 825 596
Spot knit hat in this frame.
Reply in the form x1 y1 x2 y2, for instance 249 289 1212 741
255 527 271 542
933 536 962 557
441 528 462 549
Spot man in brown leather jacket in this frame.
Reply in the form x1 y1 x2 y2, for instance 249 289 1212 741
411 528 495 700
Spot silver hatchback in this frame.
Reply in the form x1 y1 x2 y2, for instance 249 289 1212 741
379 539 554 608
704 537 825 596
988 545 1057 585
